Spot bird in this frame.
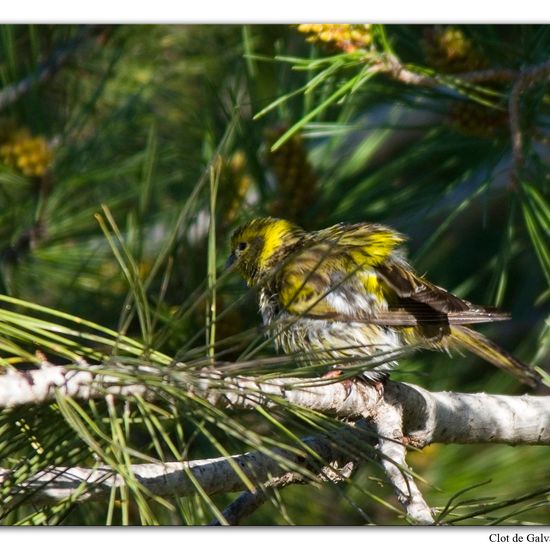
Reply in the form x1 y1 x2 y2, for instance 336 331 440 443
227 216 541 389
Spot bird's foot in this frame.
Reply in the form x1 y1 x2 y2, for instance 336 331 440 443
355 374 386 402
372 379 385 398
322 369 354 399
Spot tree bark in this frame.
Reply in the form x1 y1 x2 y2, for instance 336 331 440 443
1 362 549 450
0 362 548 522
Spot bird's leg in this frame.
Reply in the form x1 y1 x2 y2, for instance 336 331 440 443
321 368 343 380
355 374 386 400
372 379 385 397
322 368 354 398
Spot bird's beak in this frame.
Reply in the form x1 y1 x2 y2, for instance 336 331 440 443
225 253 236 270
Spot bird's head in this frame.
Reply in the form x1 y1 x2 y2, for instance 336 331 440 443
228 217 304 285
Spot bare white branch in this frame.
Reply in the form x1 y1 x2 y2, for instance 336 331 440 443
370 399 434 524
0 363 155 408
0 429 358 507
386 383 550 447
1 363 549 446
1 362 549 522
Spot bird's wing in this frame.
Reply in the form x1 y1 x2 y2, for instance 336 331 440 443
315 223 406 267
277 241 348 317
359 309 510 325
277 223 405 318
375 261 471 312
319 223 475 315
276 223 507 326
373 260 509 326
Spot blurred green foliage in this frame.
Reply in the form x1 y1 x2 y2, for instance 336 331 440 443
0 24 548 526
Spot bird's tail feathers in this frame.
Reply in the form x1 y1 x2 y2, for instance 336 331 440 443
449 325 541 389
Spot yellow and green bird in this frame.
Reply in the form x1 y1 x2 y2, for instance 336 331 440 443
227 217 540 388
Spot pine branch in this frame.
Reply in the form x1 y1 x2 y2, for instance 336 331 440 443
371 54 550 188
1 362 549 445
0 426 361 507
370 398 434 524
371 54 519 88
0 361 549 523
374 54 528 88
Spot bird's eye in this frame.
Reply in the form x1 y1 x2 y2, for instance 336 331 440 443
237 242 248 251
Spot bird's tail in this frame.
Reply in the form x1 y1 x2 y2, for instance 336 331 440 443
449 325 541 389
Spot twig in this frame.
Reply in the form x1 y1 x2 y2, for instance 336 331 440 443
370 399 434 524
0 26 104 111
452 67 518 84
209 488 270 526
373 55 519 89
373 56 437 86
209 460 358 525
371 53 550 194
208 475 296 526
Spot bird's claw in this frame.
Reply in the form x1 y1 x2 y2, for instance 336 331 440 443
322 369 354 399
